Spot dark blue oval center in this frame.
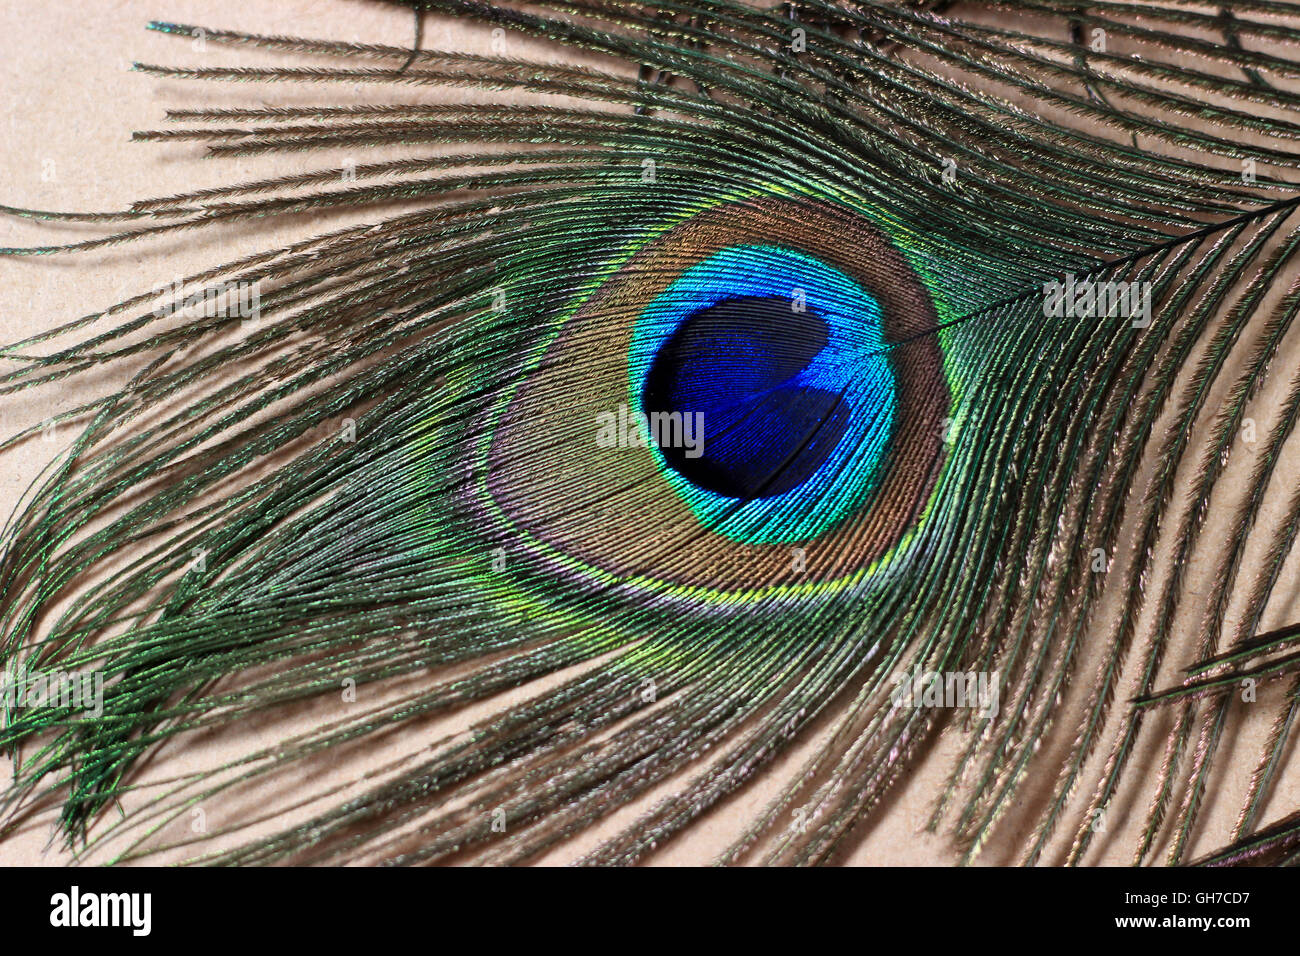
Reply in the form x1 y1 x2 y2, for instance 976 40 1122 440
640 295 851 500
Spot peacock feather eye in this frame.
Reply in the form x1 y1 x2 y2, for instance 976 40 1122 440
483 197 949 593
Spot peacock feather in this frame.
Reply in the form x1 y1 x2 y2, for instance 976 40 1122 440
2 0 1300 866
